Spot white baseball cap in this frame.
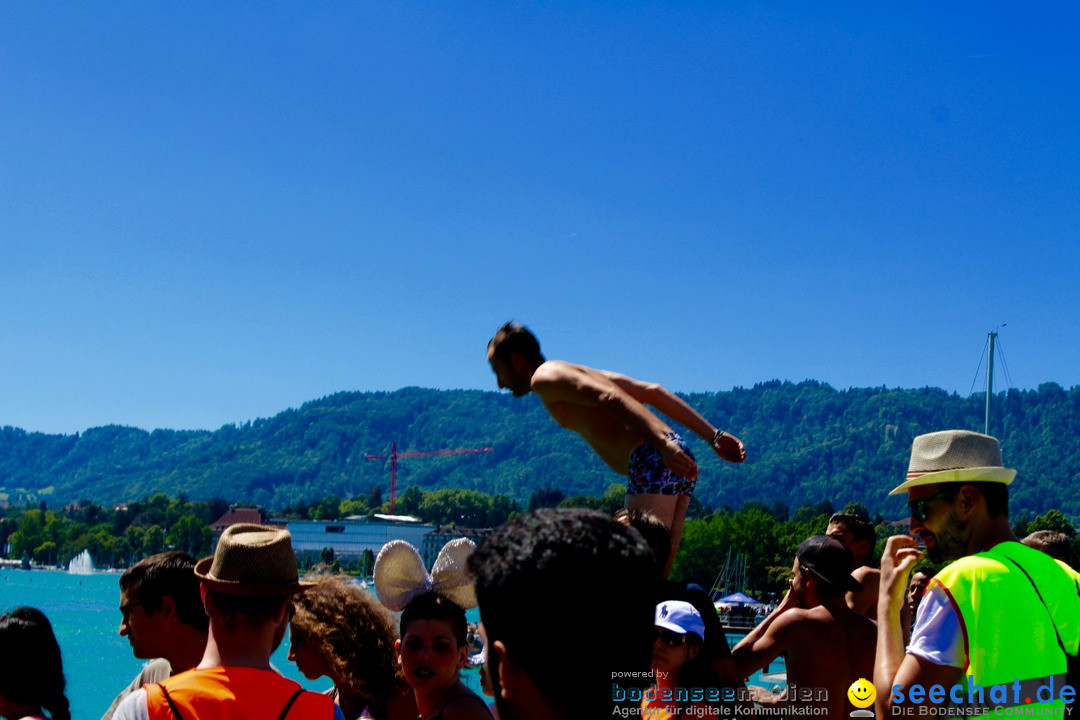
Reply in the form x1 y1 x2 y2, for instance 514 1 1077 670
654 600 705 641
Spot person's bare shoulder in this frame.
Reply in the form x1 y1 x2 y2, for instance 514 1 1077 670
531 361 612 400
439 694 492 720
849 567 881 617
529 360 575 396
790 605 835 626
852 566 880 583
530 360 573 385
763 606 822 635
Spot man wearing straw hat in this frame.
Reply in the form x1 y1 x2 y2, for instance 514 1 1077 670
874 430 1080 717
111 524 344 720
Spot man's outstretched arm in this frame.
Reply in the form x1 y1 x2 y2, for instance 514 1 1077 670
602 371 746 463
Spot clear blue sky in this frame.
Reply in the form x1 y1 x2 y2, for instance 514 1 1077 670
3 2 1078 435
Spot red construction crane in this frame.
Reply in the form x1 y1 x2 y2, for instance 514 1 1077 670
365 441 493 513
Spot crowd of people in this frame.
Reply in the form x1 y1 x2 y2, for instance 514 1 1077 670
2 325 1078 720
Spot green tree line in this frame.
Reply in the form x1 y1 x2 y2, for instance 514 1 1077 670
0 493 221 568
3 381 1080 521
6 486 1073 602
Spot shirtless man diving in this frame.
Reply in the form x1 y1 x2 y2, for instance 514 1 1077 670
486 322 745 575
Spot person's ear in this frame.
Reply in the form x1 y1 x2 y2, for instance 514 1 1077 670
510 352 529 374
492 640 517 700
958 485 980 515
854 539 871 558
159 595 176 621
458 644 469 670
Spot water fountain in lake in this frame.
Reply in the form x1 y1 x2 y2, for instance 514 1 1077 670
68 549 94 574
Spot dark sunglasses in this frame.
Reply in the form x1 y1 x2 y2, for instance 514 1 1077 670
908 491 948 523
655 628 689 648
119 601 142 620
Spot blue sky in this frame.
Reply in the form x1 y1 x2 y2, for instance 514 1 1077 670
3 2 1078 435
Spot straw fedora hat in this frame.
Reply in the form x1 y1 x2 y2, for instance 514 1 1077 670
888 430 1016 496
195 523 313 596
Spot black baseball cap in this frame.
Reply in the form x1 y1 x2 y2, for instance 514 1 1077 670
796 535 862 593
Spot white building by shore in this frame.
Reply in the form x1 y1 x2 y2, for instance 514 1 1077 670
277 513 435 564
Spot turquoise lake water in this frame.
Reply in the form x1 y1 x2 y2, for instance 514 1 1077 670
0 567 483 720
1 567 776 719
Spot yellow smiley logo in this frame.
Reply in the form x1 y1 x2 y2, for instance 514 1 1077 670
847 678 876 709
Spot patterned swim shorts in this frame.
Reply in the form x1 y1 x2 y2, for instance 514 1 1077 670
627 432 697 496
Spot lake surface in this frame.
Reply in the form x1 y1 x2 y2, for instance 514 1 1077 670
1 566 776 719
0 567 482 720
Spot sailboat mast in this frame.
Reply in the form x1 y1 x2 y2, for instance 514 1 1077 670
985 331 997 434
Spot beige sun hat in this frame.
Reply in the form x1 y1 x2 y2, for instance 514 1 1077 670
888 430 1016 496
194 523 313 596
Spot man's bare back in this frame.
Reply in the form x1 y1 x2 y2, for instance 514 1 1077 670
779 606 877 717
531 361 680 473
735 604 876 718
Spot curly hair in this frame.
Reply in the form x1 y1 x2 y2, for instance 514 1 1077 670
290 576 407 718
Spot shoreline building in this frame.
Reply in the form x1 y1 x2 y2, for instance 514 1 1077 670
210 508 486 571
277 513 435 568
420 526 493 569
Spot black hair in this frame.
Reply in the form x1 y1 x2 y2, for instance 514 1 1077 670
827 512 876 546
488 322 545 367
120 552 209 632
0 607 71 720
468 508 658 719
399 591 468 647
674 643 728 715
910 564 938 580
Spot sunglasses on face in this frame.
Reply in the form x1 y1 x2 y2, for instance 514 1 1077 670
655 628 690 648
119 601 142 621
908 491 948 523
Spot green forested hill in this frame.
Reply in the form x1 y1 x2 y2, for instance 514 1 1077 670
2 381 1078 521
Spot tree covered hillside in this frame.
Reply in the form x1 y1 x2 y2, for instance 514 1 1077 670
2 381 1078 520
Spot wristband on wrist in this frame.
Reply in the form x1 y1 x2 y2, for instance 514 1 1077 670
710 430 725 447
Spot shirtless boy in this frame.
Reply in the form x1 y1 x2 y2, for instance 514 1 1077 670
486 322 745 575
733 536 877 718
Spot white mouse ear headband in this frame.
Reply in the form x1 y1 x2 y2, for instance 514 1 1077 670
373 537 477 611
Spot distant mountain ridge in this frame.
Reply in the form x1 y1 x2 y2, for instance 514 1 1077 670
2 381 1078 520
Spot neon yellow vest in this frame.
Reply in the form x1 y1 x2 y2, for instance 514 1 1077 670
933 541 1079 711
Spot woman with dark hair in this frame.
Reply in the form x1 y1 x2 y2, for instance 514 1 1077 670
0 607 71 720
289 576 417 720
374 539 492 720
